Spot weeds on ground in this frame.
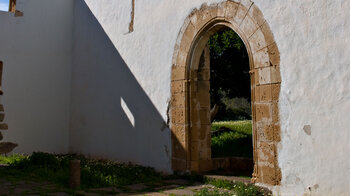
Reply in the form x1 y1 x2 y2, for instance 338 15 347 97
195 187 232 196
0 152 162 190
199 178 271 196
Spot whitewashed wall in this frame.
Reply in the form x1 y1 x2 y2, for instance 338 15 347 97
0 0 349 195
256 1 350 195
0 0 73 153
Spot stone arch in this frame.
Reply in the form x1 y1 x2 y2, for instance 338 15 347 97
170 0 281 186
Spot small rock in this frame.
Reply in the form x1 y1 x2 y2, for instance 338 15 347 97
0 123 8 130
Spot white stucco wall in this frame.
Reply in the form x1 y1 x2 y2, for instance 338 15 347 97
0 0 74 153
255 1 350 195
0 0 349 195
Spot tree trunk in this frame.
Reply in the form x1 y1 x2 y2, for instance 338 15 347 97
210 104 220 122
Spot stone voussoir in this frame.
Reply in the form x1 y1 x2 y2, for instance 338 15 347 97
234 1 252 26
0 142 18 154
253 47 270 68
171 65 186 81
258 67 272 85
0 113 4 122
240 13 259 38
216 1 228 18
267 43 280 67
248 3 265 27
225 1 240 22
171 80 186 94
0 123 8 130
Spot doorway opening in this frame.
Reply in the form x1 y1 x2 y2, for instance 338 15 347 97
171 1 282 185
208 28 253 177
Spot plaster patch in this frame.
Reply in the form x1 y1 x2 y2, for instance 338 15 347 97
303 125 311 136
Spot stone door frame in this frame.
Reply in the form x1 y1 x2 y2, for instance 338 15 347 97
170 1 282 186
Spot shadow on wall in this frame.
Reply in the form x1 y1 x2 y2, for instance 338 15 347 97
70 0 177 173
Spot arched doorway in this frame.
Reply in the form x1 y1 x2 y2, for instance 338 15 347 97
170 1 281 186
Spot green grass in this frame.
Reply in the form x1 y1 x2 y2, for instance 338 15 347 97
211 120 252 134
211 120 253 158
195 178 271 196
0 152 162 190
0 153 26 164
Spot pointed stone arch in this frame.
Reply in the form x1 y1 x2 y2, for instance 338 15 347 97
170 0 281 186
